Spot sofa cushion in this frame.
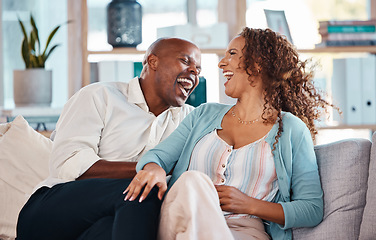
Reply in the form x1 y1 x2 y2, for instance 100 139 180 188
0 116 52 239
359 132 376 240
293 138 371 240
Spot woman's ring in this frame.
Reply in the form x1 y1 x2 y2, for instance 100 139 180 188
135 177 140 182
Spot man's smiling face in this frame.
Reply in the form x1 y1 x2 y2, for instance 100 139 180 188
153 39 202 107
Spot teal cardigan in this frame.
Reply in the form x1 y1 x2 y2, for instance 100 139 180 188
136 103 323 240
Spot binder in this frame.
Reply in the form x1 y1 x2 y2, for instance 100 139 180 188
361 55 376 124
98 61 116 82
345 58 362 125
332 58 363 125
332 58 347 124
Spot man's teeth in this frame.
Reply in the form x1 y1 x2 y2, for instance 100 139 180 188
223 72 234 80
179 86 189 97
177 78 193 89
177 78 193 97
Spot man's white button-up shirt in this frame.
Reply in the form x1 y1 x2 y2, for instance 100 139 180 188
38 77 194 189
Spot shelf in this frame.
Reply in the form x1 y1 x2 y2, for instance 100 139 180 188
298 45 376 54
88 48 227 55
88 45 376 56
318 125 376 131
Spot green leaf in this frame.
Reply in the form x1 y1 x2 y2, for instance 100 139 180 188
29 32 36 52
42 25 60 57
29 54 38 68
36 55 45 68
21 38 30 68
17 16 29 44
44 44 60 62
30 14 41 55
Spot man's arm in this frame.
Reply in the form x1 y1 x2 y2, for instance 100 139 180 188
77 160 137 180
50 85 133 182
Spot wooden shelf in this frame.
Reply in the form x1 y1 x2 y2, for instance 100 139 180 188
318 125 376 131
88 48 227 55
88 45 376 56
298 46 376 54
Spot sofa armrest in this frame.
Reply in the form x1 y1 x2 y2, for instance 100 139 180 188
293 138 371 239
359 132 376 240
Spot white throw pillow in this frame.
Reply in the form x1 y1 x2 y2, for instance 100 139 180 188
0 115 52 239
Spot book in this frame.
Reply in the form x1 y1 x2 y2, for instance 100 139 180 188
318 20 376 36
327 25 376 33
320 32 376 41
319 25 376 35
319 19 376 28
316 39 376 47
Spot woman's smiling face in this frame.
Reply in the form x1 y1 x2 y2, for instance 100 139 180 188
218 36 252 98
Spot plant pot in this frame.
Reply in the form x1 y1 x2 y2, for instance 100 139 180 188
13 69 52 107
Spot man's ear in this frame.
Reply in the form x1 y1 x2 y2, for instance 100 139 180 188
147 54 159 71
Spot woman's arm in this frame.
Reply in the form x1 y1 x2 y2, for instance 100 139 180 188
279 125 324 229
215 185 285 225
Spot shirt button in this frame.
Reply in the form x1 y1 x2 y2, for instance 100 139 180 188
222 164 226 168
221 179 225 183
227 148 231 152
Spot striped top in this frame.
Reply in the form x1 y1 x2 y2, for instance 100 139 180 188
188 129 279 218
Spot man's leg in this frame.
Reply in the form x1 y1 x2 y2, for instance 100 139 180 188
16 178 161 240
77 216 114 240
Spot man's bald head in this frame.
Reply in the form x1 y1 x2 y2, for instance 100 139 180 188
142 38 199 66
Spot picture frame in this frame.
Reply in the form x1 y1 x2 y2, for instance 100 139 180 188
264 9 293 44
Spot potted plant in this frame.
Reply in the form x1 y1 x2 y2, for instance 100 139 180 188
13 14 67 107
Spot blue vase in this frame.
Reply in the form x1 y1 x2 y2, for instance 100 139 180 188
107 0 142 47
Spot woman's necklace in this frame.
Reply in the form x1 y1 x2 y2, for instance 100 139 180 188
231 106 260 125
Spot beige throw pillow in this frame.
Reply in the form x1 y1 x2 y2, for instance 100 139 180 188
0 115 52 239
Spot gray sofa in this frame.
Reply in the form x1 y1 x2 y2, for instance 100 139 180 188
293 132 376 240
0 116 375 239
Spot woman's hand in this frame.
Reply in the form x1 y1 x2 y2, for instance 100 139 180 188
216 185 285 225
215 185 253 214
123 163 167 202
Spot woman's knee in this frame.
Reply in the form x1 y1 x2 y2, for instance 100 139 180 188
178 170 214 189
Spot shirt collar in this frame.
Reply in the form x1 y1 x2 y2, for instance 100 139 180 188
127 77 149 112
127 77 182 117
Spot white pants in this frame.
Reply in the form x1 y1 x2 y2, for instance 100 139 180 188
158 171 270 240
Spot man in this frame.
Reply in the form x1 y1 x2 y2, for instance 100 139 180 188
16 38 201 240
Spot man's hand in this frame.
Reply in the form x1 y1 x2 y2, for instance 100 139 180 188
123 163 167 202
215 185 253 214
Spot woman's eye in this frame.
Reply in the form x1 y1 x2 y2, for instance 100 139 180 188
229 51 236 55
181 59 189 64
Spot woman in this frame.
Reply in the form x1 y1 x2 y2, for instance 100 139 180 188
124 27 335 240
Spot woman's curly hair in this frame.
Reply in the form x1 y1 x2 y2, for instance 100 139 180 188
239 27 337 149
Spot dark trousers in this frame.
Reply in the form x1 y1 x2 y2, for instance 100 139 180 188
16 178 161 240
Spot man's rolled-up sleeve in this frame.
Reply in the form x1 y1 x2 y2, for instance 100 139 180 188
49 87 106 182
